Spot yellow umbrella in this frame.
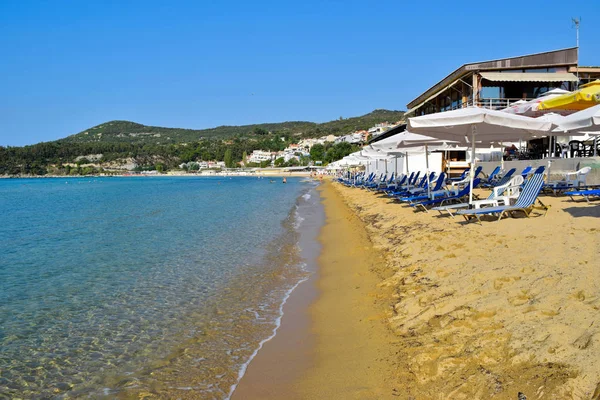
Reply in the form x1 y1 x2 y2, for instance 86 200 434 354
538 80 600 111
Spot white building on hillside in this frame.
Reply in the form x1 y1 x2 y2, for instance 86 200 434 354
248 150 274 164
368 122 394 137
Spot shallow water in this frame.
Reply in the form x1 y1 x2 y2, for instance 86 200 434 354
0 176 321 399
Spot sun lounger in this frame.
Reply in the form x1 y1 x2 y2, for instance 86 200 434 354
520 166 533 179
432 175 523 217
405 172 437 194
388 171 420 196
448 166 482 192
456 166 549 223
545 166 592 195
390 172 426 197
448 168 469 182
384 174 409 193
398 173 448 203
410 178 481 212
566 188 600 203
480 166 502 188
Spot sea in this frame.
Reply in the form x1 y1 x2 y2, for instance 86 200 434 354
0 176 323 399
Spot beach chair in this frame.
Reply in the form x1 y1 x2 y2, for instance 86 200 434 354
406 172 436 194
383 174 406 192
432 175 523 217
456 166 549 223
398 173 447 203
480 166 502 188
566 188 600 203
448 166 482 190
448 168 469 182
392 172 430 198
388 171 421 196
520 165 533 179
383 174 408 193
545 167 592 195
490 168 516 188
410 178 481 212
375 173 396 192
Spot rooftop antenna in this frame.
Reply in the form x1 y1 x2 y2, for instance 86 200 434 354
572 17 581 87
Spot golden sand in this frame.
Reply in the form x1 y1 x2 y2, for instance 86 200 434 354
233 180 398 399
330 181 600 399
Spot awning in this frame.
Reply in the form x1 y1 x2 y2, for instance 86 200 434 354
479 72 578 83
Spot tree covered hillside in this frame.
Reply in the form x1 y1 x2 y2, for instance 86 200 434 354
61 109 404 144
0 109 404 175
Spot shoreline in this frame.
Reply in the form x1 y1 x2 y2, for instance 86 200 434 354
232 180 398 399
232 178 599 399
0 171 313 179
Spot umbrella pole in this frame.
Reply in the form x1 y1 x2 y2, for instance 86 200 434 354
395 155 398 177
405 152 409 187
469 129 476 205
425 144 431 199
594 137 598 157
500 141 504 171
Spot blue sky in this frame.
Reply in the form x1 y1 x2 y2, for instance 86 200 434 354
1 0 598 146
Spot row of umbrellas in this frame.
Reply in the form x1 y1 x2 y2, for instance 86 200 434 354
329 104 600 204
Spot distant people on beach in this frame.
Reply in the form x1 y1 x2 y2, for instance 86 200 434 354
282 177 287 184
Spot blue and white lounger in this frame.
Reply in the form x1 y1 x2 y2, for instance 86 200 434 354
566 189 600 203
456 166 549 222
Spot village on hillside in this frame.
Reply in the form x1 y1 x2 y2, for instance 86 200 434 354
178 122 398 171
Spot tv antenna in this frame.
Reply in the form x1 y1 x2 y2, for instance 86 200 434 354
572 17 581 86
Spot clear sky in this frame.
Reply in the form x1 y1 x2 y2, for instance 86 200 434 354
1 0 598 146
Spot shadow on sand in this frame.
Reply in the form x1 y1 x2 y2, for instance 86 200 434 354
561 204 600 218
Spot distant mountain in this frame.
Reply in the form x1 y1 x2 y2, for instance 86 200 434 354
60 109 405 144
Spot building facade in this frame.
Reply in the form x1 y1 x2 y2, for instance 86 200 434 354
406 48 600 116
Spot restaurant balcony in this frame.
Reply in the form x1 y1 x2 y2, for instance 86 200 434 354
438 98 535 112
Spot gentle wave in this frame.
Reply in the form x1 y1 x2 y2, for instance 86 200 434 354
0 177 320 399
227 265 309 400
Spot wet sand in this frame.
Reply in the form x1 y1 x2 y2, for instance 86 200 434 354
233 181 398 399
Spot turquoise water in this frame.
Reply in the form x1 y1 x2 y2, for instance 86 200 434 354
0 176 318 399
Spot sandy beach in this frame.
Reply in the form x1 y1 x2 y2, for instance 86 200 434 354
234 179 599 399
233 181 398 399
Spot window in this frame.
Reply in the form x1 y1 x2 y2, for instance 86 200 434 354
480 86 500 99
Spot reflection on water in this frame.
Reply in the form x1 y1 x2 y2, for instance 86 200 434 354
0 177 320 399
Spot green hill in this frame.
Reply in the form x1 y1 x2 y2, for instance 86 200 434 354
61 109 405 144
0 109 404 175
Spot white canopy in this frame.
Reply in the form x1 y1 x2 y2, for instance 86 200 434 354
408 107 555 204
359 148 395 159
553 104 600 133
408 107 555 143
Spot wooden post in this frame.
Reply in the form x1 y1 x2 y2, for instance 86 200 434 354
472 73 479 106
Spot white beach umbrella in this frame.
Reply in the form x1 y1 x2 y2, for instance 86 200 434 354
552 105 600 157
392 134 458 199
553 104 600 133
502 89 572 116
408 107 555 203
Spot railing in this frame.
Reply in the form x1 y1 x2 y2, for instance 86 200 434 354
445 98 535 111
473 98 535 110
412 98 536 116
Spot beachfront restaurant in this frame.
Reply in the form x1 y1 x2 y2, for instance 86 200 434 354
395 48 600 178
